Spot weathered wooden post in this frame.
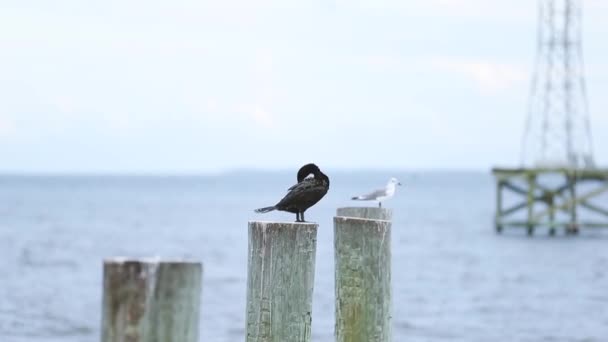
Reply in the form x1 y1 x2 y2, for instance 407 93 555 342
246 221 318 342
334 216 391 342
336 207 392 221
101 259 202 342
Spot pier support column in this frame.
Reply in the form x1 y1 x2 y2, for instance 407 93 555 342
101 259 202 342
527 174 537 236
334 216 391 342
545 191 556 236
246 221 318 342
567 173 580 234
495 180 504 233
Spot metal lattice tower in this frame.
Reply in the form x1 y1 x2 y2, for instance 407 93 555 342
521 0 594 169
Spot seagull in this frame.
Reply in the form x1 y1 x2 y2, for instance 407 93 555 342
254 163 330 222
351 177 402 208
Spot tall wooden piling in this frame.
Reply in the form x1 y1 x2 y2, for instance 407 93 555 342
246 221 318 342
334 216 391 342
336 207 392 221
101 259 202 342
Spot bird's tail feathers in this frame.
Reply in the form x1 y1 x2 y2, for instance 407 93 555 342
254 206 276 213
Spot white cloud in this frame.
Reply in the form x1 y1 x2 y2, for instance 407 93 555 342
354 54 404 71
45 93 79 115
249 106 275 128
350 54 435 74
336 0 532 20
587 0 608 11
350 53 528 94
431 58 528 93
0 116 16 138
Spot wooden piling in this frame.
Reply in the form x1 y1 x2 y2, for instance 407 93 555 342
336 207 392 221
495 180 504 233
101 258 202 342
527 174 536 236
567 172 579 234
246 221 318 342
334 216 391 342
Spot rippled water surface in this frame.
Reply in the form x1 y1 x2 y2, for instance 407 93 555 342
1 172 607 341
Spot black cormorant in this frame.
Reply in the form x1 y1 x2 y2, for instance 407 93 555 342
254 163 330 222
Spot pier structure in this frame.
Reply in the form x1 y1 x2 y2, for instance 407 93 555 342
493 0 608 235
493 168 608 235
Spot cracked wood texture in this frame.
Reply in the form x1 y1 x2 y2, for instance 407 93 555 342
334 216 392 342
101 259 202 342
336 207 392 221
246 221 318 342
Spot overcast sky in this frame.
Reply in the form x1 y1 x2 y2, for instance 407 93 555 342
1 0 607 173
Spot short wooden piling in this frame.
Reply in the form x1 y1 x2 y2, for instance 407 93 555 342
101 258 202 342
336 207 392 221
334 216 391 342
246 221 318 342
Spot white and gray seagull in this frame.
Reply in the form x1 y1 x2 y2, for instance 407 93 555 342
351 177 402 208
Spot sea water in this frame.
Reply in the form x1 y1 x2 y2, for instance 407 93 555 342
0 171 607 341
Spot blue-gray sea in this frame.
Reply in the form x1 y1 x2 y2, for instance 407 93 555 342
1 171 607 342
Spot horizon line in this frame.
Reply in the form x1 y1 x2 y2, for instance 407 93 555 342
0 166 503 177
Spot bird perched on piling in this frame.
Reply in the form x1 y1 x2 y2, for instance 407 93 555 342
351 177 402 208
254 163 330 222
